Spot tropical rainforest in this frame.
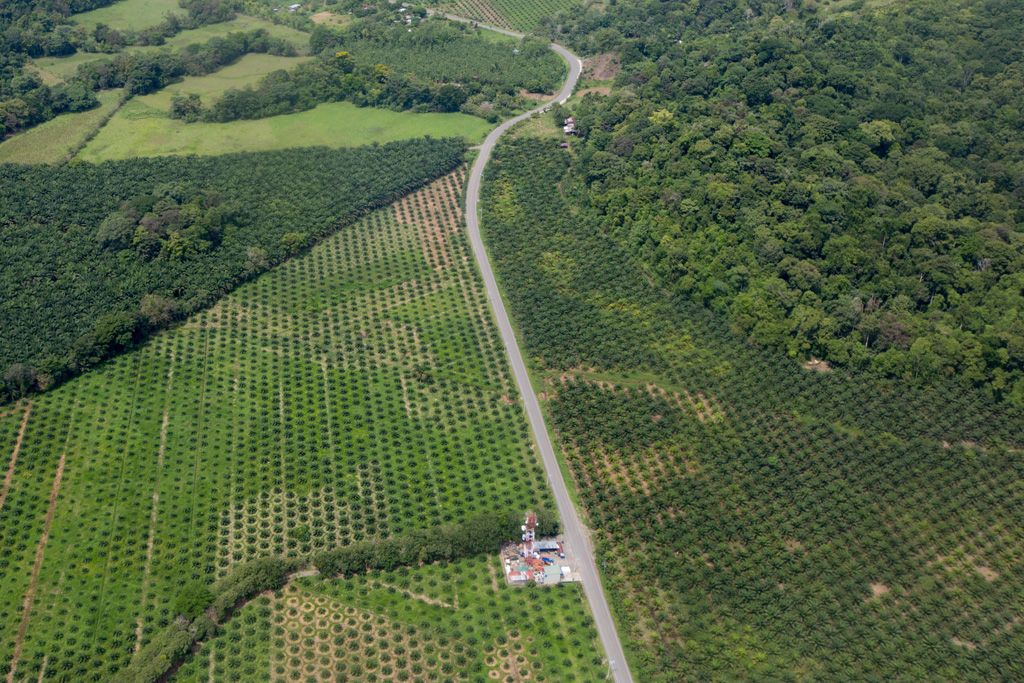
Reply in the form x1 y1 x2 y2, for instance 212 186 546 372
546 0 1024 402
0 137 464 401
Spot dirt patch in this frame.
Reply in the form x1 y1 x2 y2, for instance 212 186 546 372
311 10 348 25
576 87 612 97
869 583 890 600
951 636 978 650
802 358 833 372
784 539 804 552
0 400 33 513
519 88 555 101
582 53 620 80
974 565 999 582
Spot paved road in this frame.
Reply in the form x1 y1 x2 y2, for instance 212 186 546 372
454 22 635 683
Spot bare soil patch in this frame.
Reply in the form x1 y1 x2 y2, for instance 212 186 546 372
582 53 620 80
951 637 978 650
519 88 555 101
803 358 833 372
311 11 348 25
974 564 999 582
869 583 890 599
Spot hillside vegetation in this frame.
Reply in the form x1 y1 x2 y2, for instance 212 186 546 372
482 135 1024 683
0 138 464 401
548 0 1024 403
184 18 565 123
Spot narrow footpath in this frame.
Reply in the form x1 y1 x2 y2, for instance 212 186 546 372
455 19 636 683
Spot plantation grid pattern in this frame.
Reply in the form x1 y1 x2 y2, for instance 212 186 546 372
0 169 568 682
172 555 605 682
482 138 1024 682
443 0 578 33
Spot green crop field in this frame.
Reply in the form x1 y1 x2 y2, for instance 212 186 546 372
135 52 312 111
0 169 588 682
31 15 311 83
78 100 492 161
445 0 578 32
171 556 604 682
0 90 121 165
69 0 182 31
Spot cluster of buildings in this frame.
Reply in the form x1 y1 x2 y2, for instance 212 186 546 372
502 513 576 586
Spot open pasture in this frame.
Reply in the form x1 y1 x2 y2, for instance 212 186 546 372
0 90 121 165
31 15 310 83
69 0 182 31
135 52 311 111
0 169 560 682
78 99 492 160
171 556 605 682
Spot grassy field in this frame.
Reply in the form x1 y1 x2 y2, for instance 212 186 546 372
0 168 587 682
0 90 122 165
171 557 605 682
31 15 311 83
135 53 311 111
30 51 102 81
127 14 312 51
78 100 492 161
70 0 181 30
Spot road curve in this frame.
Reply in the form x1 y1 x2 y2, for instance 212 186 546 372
455 21 635 683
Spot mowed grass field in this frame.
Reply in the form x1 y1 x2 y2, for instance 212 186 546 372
0 170 574 682
135 52 311 111
172 557 605 682
78 99 492 161
69 0 181 31
31 15 311 83
0 90 122 165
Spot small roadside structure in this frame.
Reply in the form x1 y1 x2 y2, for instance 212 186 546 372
563 117 578 135
502 512 576 586
287 3 301 11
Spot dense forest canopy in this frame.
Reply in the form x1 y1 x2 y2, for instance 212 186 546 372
0 137 465 401
544 0 1024 403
